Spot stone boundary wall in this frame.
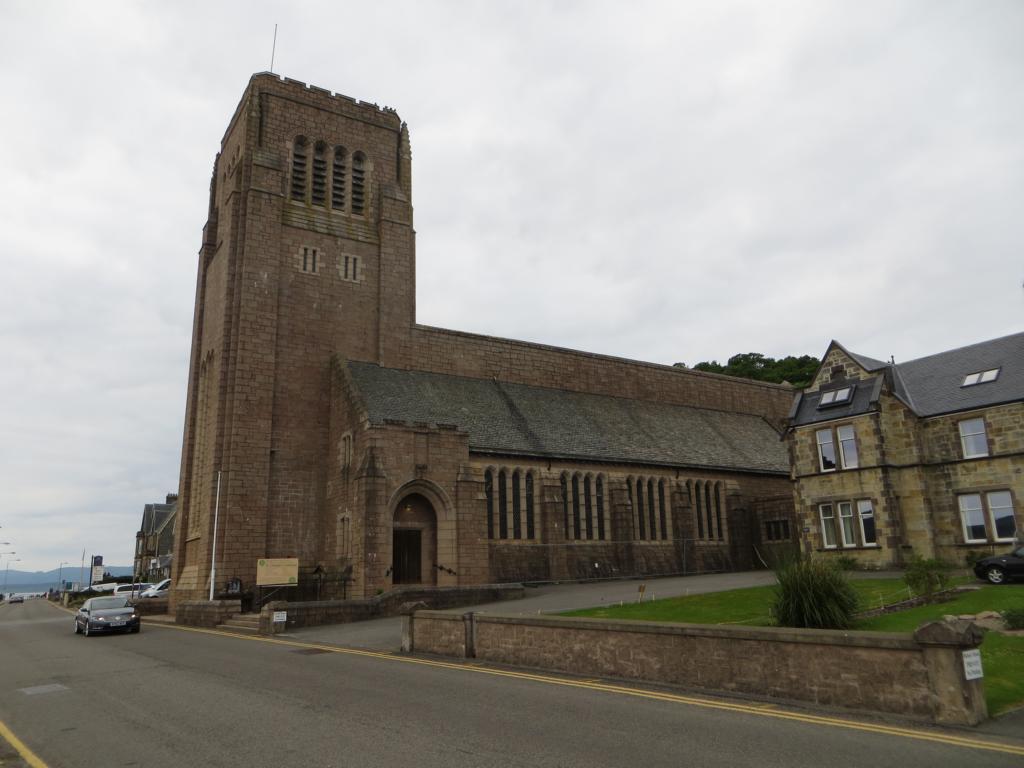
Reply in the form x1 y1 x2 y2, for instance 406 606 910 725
403 612 987 726
176 599 242 628
257 584 524 634
130 597 169 616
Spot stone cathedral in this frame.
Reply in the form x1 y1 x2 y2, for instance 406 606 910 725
171 73 797 605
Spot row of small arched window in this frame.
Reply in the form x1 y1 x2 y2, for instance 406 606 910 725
689 479 727 541
290 137 367 215
560 473 608 541
626 476 671 541
485 470 727 543
484 468 536 540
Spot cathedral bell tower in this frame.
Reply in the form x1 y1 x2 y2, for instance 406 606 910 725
171 73 415 605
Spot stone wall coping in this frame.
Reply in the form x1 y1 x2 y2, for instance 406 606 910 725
428 611 922 651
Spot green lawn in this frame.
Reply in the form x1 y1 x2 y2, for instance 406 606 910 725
564 578 914 626
563 581 1024 716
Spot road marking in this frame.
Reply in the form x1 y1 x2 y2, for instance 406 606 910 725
19 684 68 696
0 719 50 768
148 621 1024 757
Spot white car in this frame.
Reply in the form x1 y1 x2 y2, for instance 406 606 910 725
111 583 153 599
140 579 171 598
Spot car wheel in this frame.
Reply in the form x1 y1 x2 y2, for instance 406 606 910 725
84 623 91 637
74 621 81 634
986 566 1006 585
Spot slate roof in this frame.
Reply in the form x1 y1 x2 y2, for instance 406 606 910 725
891 332 1024 416
140 502 175 536
791 332 1024 427
345 361 788 474
790 376 885 427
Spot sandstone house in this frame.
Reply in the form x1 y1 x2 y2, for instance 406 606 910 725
170 73 799 605
786 333 1023 567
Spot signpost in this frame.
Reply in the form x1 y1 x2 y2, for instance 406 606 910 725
90 555 104 586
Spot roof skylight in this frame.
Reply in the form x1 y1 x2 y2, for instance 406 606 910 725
818 386 853 408
962 368 1000 387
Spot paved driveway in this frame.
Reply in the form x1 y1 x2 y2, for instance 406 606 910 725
288 569 880 650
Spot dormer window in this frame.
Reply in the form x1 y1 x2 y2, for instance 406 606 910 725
962 368 1000 387
818 386 853 408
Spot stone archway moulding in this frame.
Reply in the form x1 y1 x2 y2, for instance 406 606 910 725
387 479 454 523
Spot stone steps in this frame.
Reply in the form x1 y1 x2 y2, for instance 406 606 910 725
216 613 261 635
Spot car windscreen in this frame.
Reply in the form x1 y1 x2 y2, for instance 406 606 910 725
90 597 129 610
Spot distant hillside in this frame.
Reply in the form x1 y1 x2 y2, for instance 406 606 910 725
4 566 134 585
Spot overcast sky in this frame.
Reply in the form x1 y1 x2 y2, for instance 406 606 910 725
1 1 1021 573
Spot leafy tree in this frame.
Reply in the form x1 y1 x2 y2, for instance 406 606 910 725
682 352 820 388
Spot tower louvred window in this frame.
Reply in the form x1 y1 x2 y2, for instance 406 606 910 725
351 152 366 214
290 138 308 201
332 146 347 210
311 143 328 206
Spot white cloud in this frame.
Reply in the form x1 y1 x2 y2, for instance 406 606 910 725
0 0 1021 569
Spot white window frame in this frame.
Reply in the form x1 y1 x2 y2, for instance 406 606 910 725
856 499 877 546
958 494 988 543
816 429 837 473
958 418 988 459
986 491 1017 543
838 502 856 547
837 424 859 469
819 503 838 549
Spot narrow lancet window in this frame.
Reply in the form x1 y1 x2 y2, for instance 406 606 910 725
311 142 328 206
290 137 308 202
331 146 347 210
351 152 366 214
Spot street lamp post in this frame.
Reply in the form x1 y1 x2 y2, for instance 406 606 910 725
1 553 18 599
56 561 70 594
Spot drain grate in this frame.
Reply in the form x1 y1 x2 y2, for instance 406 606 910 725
292 647 330 655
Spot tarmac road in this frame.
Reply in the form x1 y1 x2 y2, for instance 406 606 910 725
1 595 1022 768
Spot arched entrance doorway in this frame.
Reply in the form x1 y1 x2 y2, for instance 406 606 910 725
392 493 437 585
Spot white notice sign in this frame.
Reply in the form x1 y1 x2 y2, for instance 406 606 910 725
962 649 983 680
273 611 287 624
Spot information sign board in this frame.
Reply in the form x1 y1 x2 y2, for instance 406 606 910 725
256 558 299 586
273 611 287 623
962 649 983 680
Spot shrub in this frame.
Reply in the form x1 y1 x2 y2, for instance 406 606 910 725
835 555 858 571
963 550 988 568
771 558 859 630
904 557 953 600
1003 607 1024 631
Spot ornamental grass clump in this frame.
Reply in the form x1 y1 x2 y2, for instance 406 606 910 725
771 558 859 630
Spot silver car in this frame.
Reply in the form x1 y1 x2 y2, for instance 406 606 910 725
75 597 141 636
140 578 171 598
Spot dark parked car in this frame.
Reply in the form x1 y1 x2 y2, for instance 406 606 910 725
973 546 1024 584
74 597 141 636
